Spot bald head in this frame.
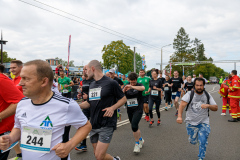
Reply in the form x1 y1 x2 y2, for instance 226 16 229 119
88 60 102 71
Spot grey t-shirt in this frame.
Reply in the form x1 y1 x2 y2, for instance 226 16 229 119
182 91 217 125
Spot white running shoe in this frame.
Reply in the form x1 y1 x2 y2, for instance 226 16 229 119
139 139 144 148
133 144 140 153
221 113 226 116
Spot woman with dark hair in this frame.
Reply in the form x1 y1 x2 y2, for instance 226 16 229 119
147 69 163 127
163 75 172 110
123 72 145 153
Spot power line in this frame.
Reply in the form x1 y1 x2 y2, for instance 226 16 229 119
18 0 165 51
32 0 167 50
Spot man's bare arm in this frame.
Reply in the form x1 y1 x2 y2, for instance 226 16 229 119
79 101 90 109
0 103 17 120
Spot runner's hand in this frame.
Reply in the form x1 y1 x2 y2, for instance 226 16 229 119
64 84 69 88
52 143 71 158
102 107 114 117
125 85 132 91
0 135 11 150
201 104 209 109
82 93 88 100
145 91 149 94
176 117 182 124
153 86 157 89
77 93 82 99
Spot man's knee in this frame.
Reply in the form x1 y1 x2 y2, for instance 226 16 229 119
95 151 106 160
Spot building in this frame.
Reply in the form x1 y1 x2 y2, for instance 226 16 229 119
46 58 59 66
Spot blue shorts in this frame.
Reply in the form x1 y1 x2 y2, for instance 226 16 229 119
172 91 181 99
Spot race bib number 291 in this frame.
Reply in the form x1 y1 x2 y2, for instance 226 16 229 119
21 127 52 153
89 88 101 101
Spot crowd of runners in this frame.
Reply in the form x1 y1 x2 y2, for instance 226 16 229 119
0 59 239 160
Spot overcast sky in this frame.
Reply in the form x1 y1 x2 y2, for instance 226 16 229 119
1 0 240 73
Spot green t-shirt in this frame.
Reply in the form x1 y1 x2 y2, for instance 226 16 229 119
219 78 223 84
58 76 72 93
137 76 151 96
122 80 129 85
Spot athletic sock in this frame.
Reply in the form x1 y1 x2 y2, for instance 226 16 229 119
135 141 139 144
139 137 142 141
146 113 149 116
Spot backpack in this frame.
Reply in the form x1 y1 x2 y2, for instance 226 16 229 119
185 89 210 116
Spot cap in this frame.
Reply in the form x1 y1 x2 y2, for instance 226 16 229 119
109 69 115 73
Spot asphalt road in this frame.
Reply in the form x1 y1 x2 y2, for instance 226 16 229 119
8 84 240 160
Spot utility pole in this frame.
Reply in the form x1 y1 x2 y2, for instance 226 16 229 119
0 31 8 64
161 44 171 73
134 47 136 72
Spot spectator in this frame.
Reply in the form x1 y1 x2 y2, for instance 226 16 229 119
55 65 59 75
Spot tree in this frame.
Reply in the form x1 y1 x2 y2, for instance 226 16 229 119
55 57 75 66
102 40 134 74
0 50 16 63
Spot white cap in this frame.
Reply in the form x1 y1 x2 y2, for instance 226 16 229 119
109 69 115 73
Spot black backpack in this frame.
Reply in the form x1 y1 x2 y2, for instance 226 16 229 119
185 90 210 116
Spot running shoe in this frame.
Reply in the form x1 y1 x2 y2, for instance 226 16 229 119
149 121 154 127
114 156 121 160
165 107 168 111
146 116 149 122
75 144 87 151
139 138 144 148
221 113 226 116
171 103 173 108
14 157 22 160
133 143 140 153
175 110 178 116
157 120 161 126
144 115 147 120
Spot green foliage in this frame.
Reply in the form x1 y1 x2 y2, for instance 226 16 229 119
102 40 143 74
55 57 75 66
0 50 16 63
165 27 228 78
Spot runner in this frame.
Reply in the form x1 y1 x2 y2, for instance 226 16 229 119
181 75 187 98
75 65 94 152
109 69 124 87
10 60 24 160
137 69 151 122
79 60 127 160
170 71 184 116
163 75 172 111
177 78 218 160
147 69 162 127
192 74 196 82
122 74 129 85
105 72 110 78
0 60 92 160
123 72 145 153
58 70 74 98
0 64 24 160
183 76 194 93
158 71 165 101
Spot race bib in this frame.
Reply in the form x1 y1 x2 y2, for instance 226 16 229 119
89 88 101 101
63 89 68 93
127 98 138 107
21 127 52 153
164 87 169 91
172 92 177 95
151 90 158 96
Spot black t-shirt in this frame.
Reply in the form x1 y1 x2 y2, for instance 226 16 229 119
171 77 184 92
163 79 172 93
149 79 162 100
113 77 124 86
82 79 94 98
87 76 125 130
125 83 143 113
184 82 194 91
158 77 165 84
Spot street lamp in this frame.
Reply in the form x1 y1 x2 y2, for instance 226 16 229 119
0 31 8 64
161 44 171 72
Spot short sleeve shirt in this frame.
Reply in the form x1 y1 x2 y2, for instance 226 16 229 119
171 77 184 92
125 83 143 113
182 91 217 125
137 76 151 96
14 93 87 160
113 77 124 86
0 74 24 134
87 76 125 130
122 80 129 86
58 77 72 92
149 79 162 100
163 79 172 93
